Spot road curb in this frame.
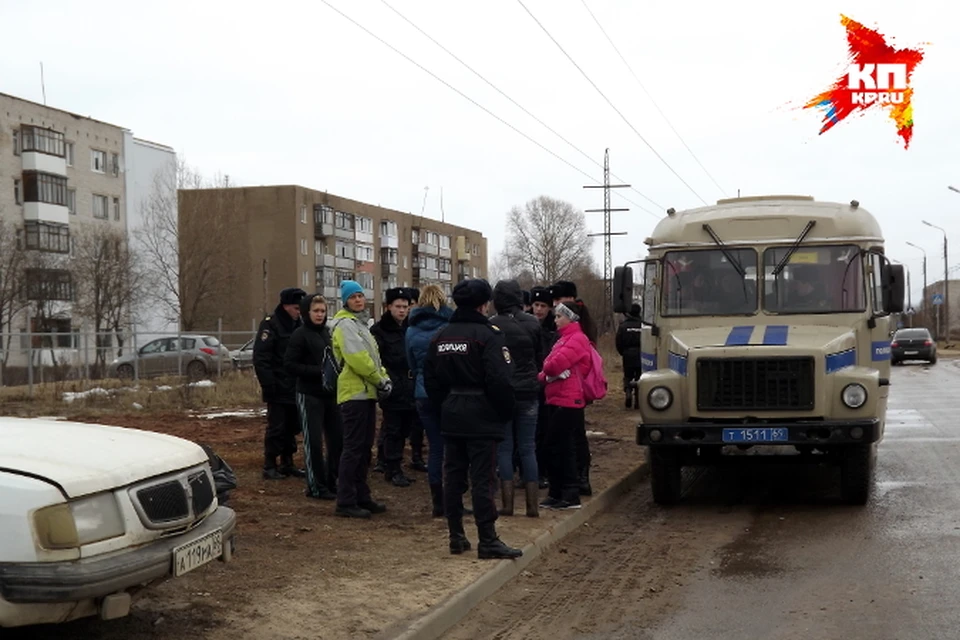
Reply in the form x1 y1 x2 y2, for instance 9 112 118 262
380 460 650 640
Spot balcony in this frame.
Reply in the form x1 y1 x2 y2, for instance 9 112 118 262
356 230 374 244
418 243 439 256
414 267 439 281
315 222 333 239
316 254 335 268
362 288 375 300
380 235 399 249
322 286 339 299
381 263 398 278
24 202 69 225
335 256 355 270
439 271 452 282
439 246 451 259
335 226 355 240
22 151 67 176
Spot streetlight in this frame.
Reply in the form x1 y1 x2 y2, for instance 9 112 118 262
891 259 912 326
922 218 949 342
905 241 927 328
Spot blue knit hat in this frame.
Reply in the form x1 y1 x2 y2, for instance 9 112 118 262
340 280 364 305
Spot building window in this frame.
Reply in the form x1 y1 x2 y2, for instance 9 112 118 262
315 240 324 255
335 211 354 230
427 231 439 246
112 197 120 220
439 258 451 273
12 130 20 156
380 248 398 265
25 268 73 301
356 244 374 262
301 238 308 256
335 241 354 259
356 272 374 289
403 255 408 269
93 194 108 219
357 217 373 234
22 172 68 206
21 126 65 157
473 244 481 256
91 149 106 173
13 179 21 205
316 268 336 288
65 142 74 166
335 269 355 284
24 221 70 254
67 189 76 215
302 271 309 287
314 204 333 224
111 153 120 176
379 220 398 237
440 235 451 249
412 229 419 244
300 205 307 224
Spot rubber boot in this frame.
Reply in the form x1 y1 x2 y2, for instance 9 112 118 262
448 518 472 555
498 480 515 516
430 483 445 517
477 522 522 560
525 482 540 518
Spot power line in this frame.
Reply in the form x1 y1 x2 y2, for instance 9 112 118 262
379 0 662 214
515 0 708 206
578 0 728 198
317 0 660 219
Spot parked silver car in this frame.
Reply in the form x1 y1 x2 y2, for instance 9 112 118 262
108 335 232 380
230 338 255 371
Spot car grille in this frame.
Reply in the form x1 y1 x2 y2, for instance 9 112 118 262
696 357 815 411
131 467 216 530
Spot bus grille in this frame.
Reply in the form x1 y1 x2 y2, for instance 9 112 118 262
696 357 815 411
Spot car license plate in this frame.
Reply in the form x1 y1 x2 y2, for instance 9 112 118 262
722 428 789 443
905 350 918 355
173 530 223 577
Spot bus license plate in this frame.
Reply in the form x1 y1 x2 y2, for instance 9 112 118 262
722 428 789 443
173 530 223 577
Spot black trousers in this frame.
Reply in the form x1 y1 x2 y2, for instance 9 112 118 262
536 399 550 480
382 409 416 473
264 402 300 465
546 405 583 502
443 437 499 529
296 392 343 495
336 400 377 507
409 412 425 461
575 411 591 474
623 363 641 392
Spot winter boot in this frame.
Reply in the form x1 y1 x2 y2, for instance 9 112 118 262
279 455 306 479
525 482 540 518
263 456 285 480
625 392 632 408
498 480 515 516
578 466 593 496
477 523 523 560
430 483 445 517
385 461 414 487
448 519 472 555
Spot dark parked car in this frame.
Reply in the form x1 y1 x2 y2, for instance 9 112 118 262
891 328 937 365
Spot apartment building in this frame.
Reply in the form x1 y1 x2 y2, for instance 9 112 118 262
0 92 174 366
177 185 488 333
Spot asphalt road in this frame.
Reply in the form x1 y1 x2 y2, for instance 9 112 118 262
445 360 960 640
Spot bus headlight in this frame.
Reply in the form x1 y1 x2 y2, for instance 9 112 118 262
841 383 867 409
648 386 673 411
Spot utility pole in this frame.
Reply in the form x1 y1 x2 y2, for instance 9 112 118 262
584 149 629 330
906 241 927 329
923 220 949 342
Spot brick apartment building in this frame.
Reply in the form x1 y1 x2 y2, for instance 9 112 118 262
177 185 488 332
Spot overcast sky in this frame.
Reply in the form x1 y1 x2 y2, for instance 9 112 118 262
3 0 958 306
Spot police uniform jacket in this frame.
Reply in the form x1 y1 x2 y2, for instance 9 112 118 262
370 312 415 412
616 314 644 365
253 304 302 404
423 307 515 440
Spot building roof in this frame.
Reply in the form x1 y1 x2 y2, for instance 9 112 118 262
0 91 127 130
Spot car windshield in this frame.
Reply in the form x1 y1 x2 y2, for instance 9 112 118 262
662 248 758 316
763 245 865 314
895 329 930 340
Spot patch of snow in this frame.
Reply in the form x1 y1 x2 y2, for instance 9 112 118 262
585 430 607 437
62 388 112 403
132 403 144 410
155 385 174 391
32 415 67 421
188 380 216 388
196 408 266 420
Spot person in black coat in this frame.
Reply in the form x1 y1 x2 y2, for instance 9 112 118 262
253 287 307 480
616 303 644 409
424 279 522 560
490 280 543 517
371 287 417 487
402 287 428 473
530 286 557 489
284 293 343 500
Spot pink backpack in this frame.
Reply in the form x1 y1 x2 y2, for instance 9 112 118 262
582 345 607 403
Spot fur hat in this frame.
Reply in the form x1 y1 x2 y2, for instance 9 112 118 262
452 278 492 309
629 303 641 317
280 287 307 306
530 286 552 306
385 287 413 305
550 280 578 300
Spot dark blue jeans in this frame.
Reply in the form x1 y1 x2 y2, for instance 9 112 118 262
416 397 444 486
497 398 539 483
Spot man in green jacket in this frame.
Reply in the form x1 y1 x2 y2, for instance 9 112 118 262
329 280 393 518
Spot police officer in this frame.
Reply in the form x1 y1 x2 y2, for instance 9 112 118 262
616 303 643 409
254 287 307 480
424 279 523 560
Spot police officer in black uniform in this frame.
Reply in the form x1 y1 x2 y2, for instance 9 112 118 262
616 303 644 409
253 287 307 480
424 279 523 560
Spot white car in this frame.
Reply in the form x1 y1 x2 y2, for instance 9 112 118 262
0 418 237 628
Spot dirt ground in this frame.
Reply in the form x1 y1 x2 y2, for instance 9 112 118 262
11 386 644 639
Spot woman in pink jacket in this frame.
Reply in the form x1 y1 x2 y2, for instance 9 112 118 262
537 301 592 510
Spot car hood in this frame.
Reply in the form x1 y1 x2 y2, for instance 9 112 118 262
670 324 856 355
0 418 208 498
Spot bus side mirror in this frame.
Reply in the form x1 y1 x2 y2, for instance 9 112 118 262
883 263 905 314
613 266 633 314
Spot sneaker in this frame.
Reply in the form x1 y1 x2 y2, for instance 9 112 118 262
262 468 286 481
387 473 414 487
539 496 562 508
358 499 387 514
547 500 582 511
335 505 371 518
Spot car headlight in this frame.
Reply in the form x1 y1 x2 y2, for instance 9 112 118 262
648 386 673 411
841 383 867 409
33 493 126 550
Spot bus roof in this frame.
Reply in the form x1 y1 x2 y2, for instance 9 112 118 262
645 196 884 249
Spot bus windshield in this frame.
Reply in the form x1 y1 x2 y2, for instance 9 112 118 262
763 244 865 314
662 248 758 316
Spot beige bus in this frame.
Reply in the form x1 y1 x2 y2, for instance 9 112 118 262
613 195 905 505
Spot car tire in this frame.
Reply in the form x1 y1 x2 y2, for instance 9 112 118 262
117 364 134 380
930 355 937 365
649 446 683 506
840 443 875 505
187 360 207 380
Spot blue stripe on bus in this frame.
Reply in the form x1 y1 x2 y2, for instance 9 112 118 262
725 326 754 346
762 325 789 346
826 349 856 373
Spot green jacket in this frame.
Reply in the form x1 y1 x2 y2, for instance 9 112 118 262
329 308 389 404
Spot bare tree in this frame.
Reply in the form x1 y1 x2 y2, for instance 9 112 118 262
22 249 73 371
503 195 594 285
134 158 236 331
0 218 27 375
72 223 142 374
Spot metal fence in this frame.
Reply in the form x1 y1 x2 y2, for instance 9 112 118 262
0 323 261 395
